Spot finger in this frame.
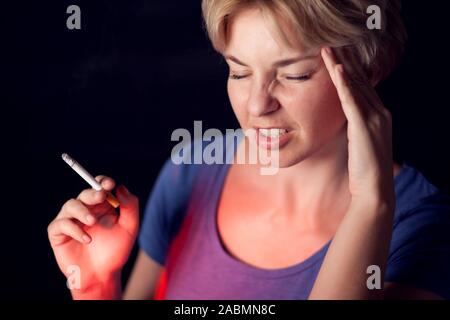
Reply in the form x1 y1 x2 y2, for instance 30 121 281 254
77 188 107 206
95 175 116 191
322 48 362 122
116 185 139 236
344 77 388 119
48 218 92 246
58 198 97 226
354 82 387 116
321 47 340 86
86 201 116 216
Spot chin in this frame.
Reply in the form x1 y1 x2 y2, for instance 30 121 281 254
266 143 311 169
277 154 308 168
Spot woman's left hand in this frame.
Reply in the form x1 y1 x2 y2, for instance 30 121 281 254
321 47 395 209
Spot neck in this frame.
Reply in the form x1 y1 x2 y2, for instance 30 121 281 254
244 126 352 229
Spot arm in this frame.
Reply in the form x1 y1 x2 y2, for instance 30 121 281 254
309 200 394 299
50 157 179 300
309 47 396 299
71 273 122 300
48 176 141 300
123 250 164 300
71 250 163 300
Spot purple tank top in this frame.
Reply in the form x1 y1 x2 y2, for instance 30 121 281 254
138 137 450 299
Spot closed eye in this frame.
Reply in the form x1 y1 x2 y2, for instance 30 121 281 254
285 74 311 81
229 73 311 81
229 74 248 80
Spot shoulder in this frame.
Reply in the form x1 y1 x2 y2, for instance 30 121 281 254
139 136 234 259
392 162 450 243
387 163 450 299
393 162 445 218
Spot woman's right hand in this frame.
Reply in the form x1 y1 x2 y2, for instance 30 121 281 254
47 176 139 297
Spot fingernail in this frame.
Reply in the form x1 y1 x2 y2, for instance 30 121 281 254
82 235 91 243
122 185 130 195
324 47 332 54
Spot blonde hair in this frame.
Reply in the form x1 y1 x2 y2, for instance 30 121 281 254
202 0 407 82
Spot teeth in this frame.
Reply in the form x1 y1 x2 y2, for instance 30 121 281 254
259 128 288 138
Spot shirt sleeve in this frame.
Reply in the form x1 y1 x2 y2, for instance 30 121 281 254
138 158 197 265
385 192 450 299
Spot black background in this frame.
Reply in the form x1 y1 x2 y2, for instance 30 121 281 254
2 0 450 299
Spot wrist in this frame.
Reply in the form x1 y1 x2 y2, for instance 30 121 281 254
349 195 395 216
71 271 122 300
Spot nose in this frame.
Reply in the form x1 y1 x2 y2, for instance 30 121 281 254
247 80 279 117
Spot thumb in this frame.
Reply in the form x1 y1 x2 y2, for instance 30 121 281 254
116 185 139 236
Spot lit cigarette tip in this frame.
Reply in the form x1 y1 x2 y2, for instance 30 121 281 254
107 193 121 208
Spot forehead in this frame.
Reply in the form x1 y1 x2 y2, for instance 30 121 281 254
224 7 313 59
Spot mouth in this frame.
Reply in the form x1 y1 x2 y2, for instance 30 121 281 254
258 128 290 138
253 127 294 150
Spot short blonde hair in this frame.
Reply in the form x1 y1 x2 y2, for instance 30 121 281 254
202 0 407 82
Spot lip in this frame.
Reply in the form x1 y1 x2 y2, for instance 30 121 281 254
255 128 293 150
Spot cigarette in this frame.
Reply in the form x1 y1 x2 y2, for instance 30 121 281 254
61 153 120 208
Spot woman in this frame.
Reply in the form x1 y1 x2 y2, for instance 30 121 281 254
48 0 450 299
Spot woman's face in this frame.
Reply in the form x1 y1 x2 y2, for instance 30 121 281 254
225 8 347 168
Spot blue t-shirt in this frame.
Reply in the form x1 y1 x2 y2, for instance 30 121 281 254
138 139 450 299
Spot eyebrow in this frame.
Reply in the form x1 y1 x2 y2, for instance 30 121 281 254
224 53 319 68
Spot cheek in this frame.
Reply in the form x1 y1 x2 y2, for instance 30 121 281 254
227 81 249 124
280 74 346 133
